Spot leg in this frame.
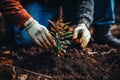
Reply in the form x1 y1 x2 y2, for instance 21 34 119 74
93 0 120 47
14 2 58 46
93 0 115 27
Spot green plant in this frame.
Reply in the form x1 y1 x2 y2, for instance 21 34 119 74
49 7 73 57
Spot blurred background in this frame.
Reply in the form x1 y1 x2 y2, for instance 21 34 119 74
0 0 120 39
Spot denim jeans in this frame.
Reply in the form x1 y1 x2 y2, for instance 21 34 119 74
14 0 115 46
93 0 115 27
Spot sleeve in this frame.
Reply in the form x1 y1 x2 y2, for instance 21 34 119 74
77 0 94 28
0 0 31 28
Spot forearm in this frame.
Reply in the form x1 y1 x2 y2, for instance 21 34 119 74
77 0 94 28
0 0 31 28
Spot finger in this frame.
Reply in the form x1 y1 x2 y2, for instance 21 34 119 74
74 38 80 44
42 33 53 49
27 32 45 49
73 29 79 39
73 29 83 39
79 35 88 48
45 30 56 47
34 38 44 49
37 37 49 50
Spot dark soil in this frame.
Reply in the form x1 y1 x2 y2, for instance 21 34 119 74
0 40 120 80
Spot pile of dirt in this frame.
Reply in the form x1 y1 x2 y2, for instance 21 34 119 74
0 41 120 80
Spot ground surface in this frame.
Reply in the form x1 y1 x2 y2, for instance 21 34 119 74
0 40 120 80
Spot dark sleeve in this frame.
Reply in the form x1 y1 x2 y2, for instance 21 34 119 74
0 0 31 28
77 0 94 28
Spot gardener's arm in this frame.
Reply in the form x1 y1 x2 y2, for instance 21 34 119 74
0 0 56 50
0 0 31 28
73 0 94 48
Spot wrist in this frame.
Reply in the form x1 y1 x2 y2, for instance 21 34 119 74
78 18 91 29
24 18 37 30
77 23 86 27
19 17 34 30
24 17 34 27
77 23 87 29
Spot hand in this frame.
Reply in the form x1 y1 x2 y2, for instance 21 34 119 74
25 18 56 50
73 23 91 48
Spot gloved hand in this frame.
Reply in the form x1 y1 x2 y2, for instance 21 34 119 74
73 23 91 48
25 18 56 50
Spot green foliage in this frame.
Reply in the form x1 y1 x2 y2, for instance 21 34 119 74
49 7 73 57
49 20 73 57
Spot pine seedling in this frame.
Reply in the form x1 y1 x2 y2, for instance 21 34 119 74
49 7 73 57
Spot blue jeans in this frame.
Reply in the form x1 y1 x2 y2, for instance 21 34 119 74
14 0 115 46
93 0 115 27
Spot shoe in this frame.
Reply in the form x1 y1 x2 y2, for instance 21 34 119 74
93 26 120 47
